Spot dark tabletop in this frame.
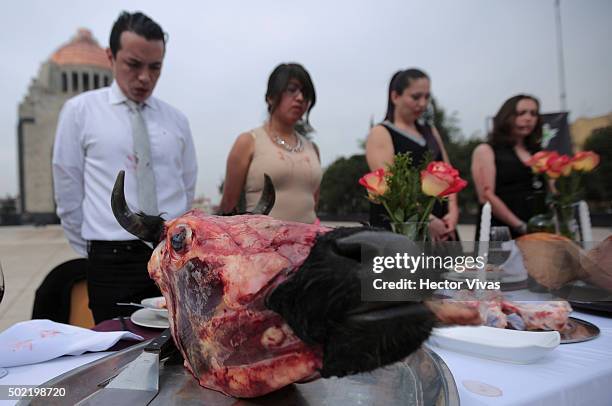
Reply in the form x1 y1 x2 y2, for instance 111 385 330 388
92 317 164 351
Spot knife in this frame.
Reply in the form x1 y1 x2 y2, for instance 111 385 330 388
76 327 176 405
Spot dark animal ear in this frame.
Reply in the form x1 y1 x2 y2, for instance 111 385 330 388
266 227 436 378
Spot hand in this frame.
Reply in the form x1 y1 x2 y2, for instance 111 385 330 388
426 300 482 326
428 216 450 242
512 222 527 236
442 210 459 232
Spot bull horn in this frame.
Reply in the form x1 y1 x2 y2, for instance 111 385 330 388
111 170 165 243
251 174 276 215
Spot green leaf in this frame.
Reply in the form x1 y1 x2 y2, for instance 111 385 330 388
406 213 419 222
394 207 404 222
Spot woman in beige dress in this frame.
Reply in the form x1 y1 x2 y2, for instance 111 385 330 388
219 63 322 223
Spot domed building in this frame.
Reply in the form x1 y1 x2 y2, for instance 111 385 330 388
18 28 112 224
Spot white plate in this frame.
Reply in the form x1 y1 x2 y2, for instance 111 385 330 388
429 325 559 364
140 296 169 318
130 308 170 329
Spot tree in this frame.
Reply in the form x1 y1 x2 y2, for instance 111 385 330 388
431 99 484 216
0 195 19 226
430 98 462 144
318 154 370 216
445 137 483 215
0 195 17 215
583 126 612 211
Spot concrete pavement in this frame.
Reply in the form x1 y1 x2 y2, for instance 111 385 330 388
0 226 79 331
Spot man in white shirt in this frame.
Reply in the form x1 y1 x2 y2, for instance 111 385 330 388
53 11 197 323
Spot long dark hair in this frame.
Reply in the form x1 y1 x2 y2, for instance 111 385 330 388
266 63 316 135
384 68 429 123
488 94 542 151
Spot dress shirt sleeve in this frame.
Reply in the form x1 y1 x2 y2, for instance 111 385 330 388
52 100 87 257
180 117 198 208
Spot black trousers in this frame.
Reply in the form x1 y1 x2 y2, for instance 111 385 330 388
87 240 160 323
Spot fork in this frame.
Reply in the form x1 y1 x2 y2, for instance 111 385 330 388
116 302 148 309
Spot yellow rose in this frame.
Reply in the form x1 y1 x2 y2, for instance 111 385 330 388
572 151 600 172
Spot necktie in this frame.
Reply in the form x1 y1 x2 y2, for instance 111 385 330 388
126 100 159 215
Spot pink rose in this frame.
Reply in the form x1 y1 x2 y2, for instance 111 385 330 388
572 151 600 172
527 151 557 174
546 154 573 178
359 168 388 202
420 162 467 197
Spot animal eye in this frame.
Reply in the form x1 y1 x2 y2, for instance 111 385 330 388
171 228 187 252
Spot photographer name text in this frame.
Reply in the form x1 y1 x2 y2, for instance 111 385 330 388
372 278 500 291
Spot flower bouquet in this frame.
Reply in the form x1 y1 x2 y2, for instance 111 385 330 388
359 152 467 241
526 150 600 240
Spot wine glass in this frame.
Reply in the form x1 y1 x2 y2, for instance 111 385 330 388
0 262 4 304
488 226 512 266
0 262 7 379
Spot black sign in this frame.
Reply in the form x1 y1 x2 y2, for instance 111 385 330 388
541 112 572 154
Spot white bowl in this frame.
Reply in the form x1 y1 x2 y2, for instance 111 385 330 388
140 296 168 318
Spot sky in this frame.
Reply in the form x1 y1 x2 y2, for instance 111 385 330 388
1 0 611 202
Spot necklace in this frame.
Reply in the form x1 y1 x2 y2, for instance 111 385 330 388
266 122 304 153
273 132 303 153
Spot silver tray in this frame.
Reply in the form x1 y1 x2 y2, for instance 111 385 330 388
18 342 459 406
560 317 600 344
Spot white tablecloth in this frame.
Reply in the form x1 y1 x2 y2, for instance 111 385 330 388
429 311 612 406
0 352 109 405
1 312 611 405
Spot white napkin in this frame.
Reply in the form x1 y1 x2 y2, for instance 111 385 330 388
0 319 143 368
499 241 528 278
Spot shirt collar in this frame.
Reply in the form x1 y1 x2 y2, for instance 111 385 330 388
108 81 158 110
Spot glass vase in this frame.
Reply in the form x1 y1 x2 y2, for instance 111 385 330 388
553 202 581 241
527 213 556 234
391 221 430 242
527 190 555 234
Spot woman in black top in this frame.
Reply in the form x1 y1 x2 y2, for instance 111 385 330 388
471 94 544 239
365 69 460 241
364 69 481 327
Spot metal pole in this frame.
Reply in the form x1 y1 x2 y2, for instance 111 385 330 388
555 0 568 111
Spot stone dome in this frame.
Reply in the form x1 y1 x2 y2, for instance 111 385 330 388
50 28 110 69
